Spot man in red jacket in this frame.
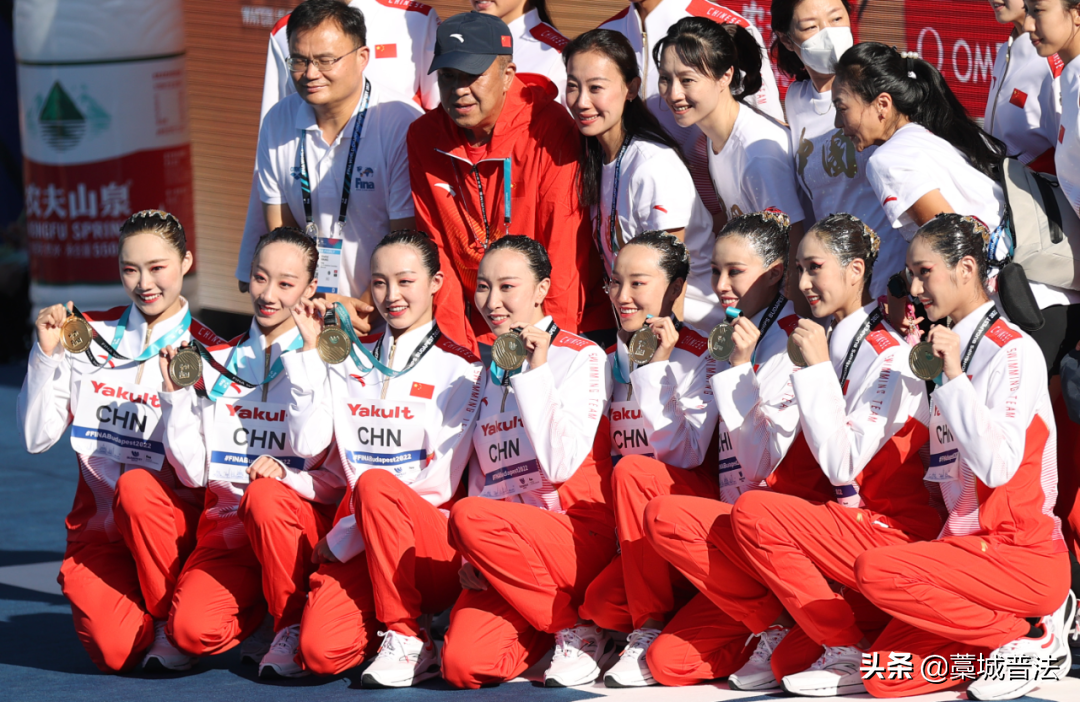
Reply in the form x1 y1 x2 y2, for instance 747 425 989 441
408 11 607 350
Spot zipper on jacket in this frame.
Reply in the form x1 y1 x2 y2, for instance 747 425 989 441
133 324 154 385
381 338 398 400
262 348 271 402
642 28 649 90
988 37 1013 136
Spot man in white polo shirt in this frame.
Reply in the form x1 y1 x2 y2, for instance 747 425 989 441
254 0 421 329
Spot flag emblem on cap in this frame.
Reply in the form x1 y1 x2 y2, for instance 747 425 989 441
411 382 435 399
375 44 397 59
501 35 512 48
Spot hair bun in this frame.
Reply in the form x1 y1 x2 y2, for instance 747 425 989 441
759 207 791 230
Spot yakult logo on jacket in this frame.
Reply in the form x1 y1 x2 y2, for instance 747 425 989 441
225 403 286 422
89 381 160 407
347 403 417 419
481 415 523 436
611 407 642 422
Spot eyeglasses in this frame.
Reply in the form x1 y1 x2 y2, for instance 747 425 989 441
286 45 362 73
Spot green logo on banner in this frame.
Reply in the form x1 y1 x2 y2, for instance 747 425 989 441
32 81 112 152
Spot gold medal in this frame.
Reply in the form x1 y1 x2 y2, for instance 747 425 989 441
317 326 351 365
60 315 93 353
787 335 808 368
909 342 944 381
709 323 736 362
491 331 527 372
168 346 203 388
628 326 659 365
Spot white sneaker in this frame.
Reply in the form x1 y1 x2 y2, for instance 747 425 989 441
966 621 1062 701
729 626 790 691
361 630 441 688
782 645 865 696
239 614 275 665
142 620 198 672
258 624 308 678
603 627 660 687
1048 589 1076 680
544 624 614 687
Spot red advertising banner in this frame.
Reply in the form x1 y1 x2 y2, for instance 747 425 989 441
905 0 1011 120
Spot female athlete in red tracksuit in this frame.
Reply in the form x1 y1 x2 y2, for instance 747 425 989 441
576 232 719 688
439 236 615 689
855 213 1073 701
160 228 344 678
287 231 482 687
17 211 219 673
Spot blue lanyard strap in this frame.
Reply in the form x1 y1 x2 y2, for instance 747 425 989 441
209 332 303 401
596 135 632 264
298 79 371 235
334 302 442 379
488 322 560 385
469 157 513 248
69 304 190 367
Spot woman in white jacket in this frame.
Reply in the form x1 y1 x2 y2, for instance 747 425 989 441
159 227 342 678
288 231 483 686
17 210 219 674
440 236 615 690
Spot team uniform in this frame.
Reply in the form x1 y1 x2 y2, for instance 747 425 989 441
785 80 899 298
643 298 845 686
439 321 614 688
986 32 1062 174
707 106 806 241
506 9 570 103
407 80 607 348
856 303 1070 697
1060 58 1080 217
162 324 343 663
236 0 440 285
284 323 482 676
16 302 220 672
599 0 782 221
579 324 719 645
251 80 421 299
592 138 719 328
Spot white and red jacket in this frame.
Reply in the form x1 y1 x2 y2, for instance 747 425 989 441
598 0 782 124
985 32 1062 174
606 323 718 466
1057 58 1080 218
284 321 483 563
160 322 343 551
469 317 612 515
507 9 569 104
17 301 220 543
929 302 1065 553
260 0 439 118
790 302 940 540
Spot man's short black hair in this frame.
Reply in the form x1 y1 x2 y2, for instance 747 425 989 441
287 0 367 47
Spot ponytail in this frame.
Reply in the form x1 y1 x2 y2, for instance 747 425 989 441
652 16 762 103
835 42 1004 178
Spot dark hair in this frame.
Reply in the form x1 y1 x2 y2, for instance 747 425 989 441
835 42 1004 178
806 213 880 283
119 210 187 258
373 229 441 278
770 0 853 80
532 0 556 27
651 16 763 102
913 213 993 285
717 209 791 270
485 235 552 282
252 227 318 283
287 0 366 46
622 231 690 284
564 29 686 207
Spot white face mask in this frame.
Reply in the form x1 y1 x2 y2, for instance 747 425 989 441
797 26 854 75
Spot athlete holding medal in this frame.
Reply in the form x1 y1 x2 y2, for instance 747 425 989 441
286 231 483 686
159 228 344 678
439 236 615 689
577 232 719 688
18 211 222 674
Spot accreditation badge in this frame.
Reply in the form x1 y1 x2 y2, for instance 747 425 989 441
70 379 165 470
208 400 301 483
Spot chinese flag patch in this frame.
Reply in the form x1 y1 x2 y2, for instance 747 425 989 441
410 382 435 399
1009 88 1028 108
501 35 512 48
375 44 397 59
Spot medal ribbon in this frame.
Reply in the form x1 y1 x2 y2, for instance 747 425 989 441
838 307 885 388
208 332 304 401
749 293 787 366
612 315 682 385
178 339 255 401
489 321 560 385
333 302 442 378
69 303 190 367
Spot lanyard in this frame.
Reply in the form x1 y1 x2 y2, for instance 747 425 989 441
298 80 371 236
332 302 442 378
70 304 189 368
489 321 560 386
750 293 787 367
960 307 1000 374
209 332 303 401
465 157 513 249
611 315 682 386
838 307 885 389
596 135 632 266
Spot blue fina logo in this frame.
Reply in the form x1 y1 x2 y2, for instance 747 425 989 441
355 166 375 191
